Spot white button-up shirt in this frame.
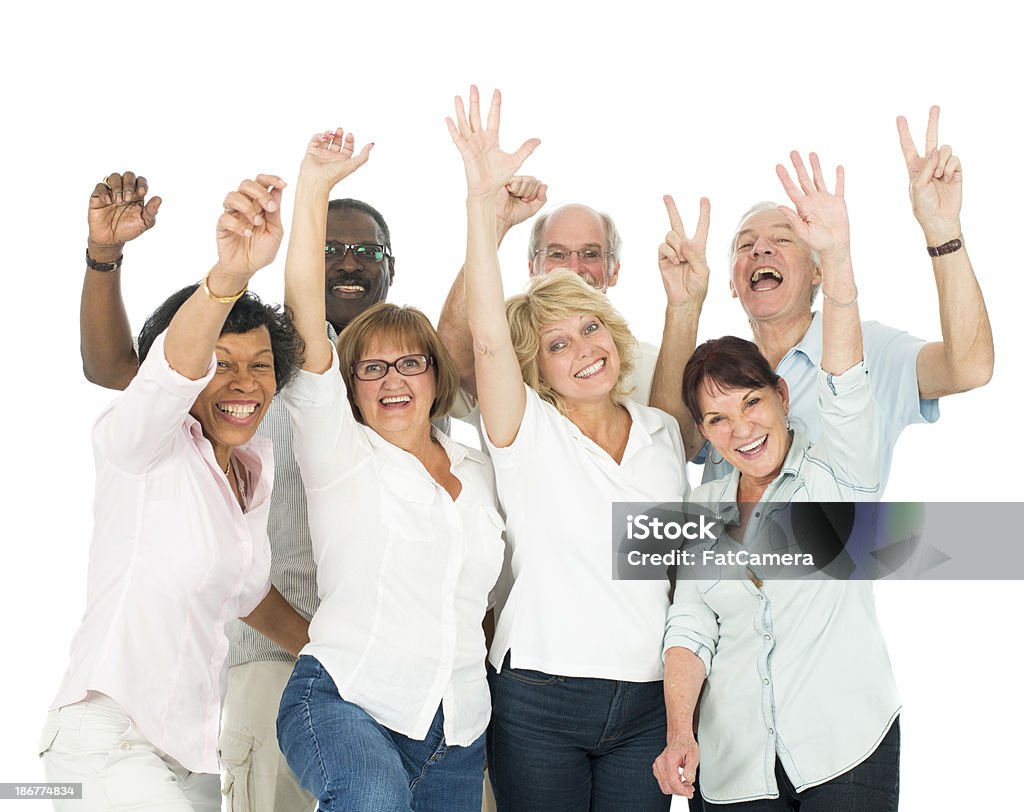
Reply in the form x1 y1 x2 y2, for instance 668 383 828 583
283 347 505 746
51 331 273 774
665 364 900 803
486 384 689 683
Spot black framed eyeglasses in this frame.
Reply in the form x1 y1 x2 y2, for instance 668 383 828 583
324 242 390 263
352 354 434 381
533 246 612 265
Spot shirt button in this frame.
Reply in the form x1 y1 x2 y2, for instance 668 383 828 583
763 678 770 685
119 741 131 751
764 634 772 641
755 511 760 518
768 728 775 735
757 594 764 600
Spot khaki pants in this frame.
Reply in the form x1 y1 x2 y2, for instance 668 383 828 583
219 661 315 812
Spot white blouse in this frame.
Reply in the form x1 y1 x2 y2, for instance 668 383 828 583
484 384 689 682
283 346 505 746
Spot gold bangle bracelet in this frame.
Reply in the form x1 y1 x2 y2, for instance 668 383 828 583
201 272 247 304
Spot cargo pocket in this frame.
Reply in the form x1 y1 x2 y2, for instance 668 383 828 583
219 728 257 812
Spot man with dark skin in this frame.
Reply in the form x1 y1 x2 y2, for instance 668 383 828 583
80 170 395 812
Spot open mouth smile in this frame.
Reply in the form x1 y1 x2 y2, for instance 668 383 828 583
216 402 260 425
750 267 783 292
736 434 768 457
574 358 606 379
379 395 412 408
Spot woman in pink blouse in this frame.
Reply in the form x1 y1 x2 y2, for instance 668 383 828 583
40 173 307 811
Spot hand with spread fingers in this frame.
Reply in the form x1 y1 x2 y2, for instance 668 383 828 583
299 127 374 190
658 195 711 309
775 151 850 261
446 85 541 199
88 171 162 261
214 174 287 286
896 105 962 243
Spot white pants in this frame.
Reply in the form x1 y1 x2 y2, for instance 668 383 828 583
219 661 315 812
39 693 219 812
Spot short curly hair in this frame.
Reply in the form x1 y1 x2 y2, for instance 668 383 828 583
505 269 636 414
137 284 304 392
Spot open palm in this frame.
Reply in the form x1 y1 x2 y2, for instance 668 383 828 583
446 86 539 198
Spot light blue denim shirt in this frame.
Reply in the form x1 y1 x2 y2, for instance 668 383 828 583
699 313 938 491
666 363 900 804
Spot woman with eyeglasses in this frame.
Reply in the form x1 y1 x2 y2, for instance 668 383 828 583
447 87 690 812
652 153 900 810
275 129 506 812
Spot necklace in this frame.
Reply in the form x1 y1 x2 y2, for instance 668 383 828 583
224 458 246 502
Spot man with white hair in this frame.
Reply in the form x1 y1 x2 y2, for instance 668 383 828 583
651 107 993 487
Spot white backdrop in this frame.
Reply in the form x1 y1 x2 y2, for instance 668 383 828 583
2 0 1020 808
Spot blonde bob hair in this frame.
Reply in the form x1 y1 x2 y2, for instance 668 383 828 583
336 303 460 424
505 269 636 414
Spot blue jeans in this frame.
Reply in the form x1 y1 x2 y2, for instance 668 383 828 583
486 657 671 812
702 718 900 811
277 656 484 812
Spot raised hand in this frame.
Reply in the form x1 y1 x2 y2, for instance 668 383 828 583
298 128 373 189
88 171 162 251
896 105 962 242
215 174 286 283
776 151 850 258
658 195 710 308
446 85 540 199
497 175 548 235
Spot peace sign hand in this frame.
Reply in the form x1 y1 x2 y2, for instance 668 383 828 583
896 105 962 242
658 195 710 308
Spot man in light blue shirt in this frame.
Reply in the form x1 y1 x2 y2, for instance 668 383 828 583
652 107 993 487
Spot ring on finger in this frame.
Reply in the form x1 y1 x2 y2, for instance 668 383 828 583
102 175 113 190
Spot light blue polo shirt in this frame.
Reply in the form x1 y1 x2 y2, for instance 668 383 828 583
697 313 938 491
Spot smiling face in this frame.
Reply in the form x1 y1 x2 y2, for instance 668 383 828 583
352 335 436 439
729 208 821 323
536 314 621 404
531 205 619 291
698 378 791 486
189 326 276 461
324 208 394 332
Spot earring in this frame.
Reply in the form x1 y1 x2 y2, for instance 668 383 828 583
785 414 791 431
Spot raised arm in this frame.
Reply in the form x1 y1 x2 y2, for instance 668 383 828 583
438 176 547 399
896 106 993 398
649 195 710 461
164 174 286 379
776 152 862 375
80 171 162 389
284 129 373 374
446 86 539 446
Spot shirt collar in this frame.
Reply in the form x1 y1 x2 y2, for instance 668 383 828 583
702 429 808 520
779 310 823 368
363 421 483 468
